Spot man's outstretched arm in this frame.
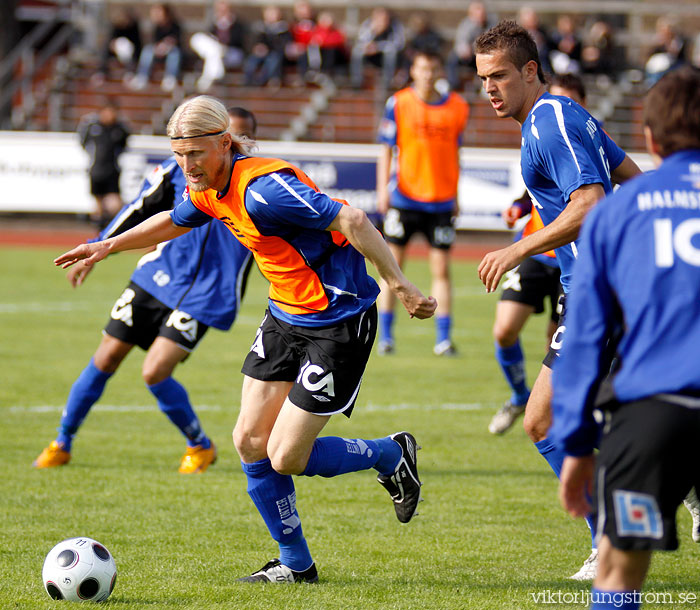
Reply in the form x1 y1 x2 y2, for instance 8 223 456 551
54 211 190 269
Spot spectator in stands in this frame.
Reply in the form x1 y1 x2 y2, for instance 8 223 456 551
243 5 292 87
350 7 405 90
129 3 183 92
692 32 700 69
645 17 688 85
549 15 582 74
580 20 619 76
190 1 249 93
395 12 445 88
77 98 130 229
447 1 490 91
93 8 142 87
307 11 347 81
286 0 316 84
518 6 552 74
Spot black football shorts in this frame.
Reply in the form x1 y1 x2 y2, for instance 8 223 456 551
543 294 567 369
594 395 700 551
500 256 562 320
382 207 455 250
104 282 208 352
241 305 377 417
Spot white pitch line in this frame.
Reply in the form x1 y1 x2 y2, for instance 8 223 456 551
0 302 96 314
7 402 490 414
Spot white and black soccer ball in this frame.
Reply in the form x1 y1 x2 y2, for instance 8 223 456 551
42 537 117 602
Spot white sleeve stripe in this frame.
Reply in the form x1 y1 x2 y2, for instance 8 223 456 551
270 172 320 215
533 99 582 174
102 162 173 238
249 190 269 205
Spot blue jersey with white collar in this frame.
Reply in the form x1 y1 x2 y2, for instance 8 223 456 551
520 92 626 291
550 150 700 456
97 157 253 330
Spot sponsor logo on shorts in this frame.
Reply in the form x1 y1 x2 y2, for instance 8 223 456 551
111 287 135 327
502 267 522 292
298 361 335 397
550 324 566 351
250 326 265 358
433 225 455 246
383 208 405 239
613 489 663 539
166 310 197 343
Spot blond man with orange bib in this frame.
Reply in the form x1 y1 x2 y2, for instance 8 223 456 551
55 95 436 584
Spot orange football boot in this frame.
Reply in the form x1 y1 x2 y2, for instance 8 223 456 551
178 442 217 474
33 441 71 468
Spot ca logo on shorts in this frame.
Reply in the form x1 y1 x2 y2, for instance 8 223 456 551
111 288 135 327
298 360 335 398
550 324 566 350
613 489 663 539
166 310 197 342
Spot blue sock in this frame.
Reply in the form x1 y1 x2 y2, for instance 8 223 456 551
495 340 530 405
242 458 313 572
586 511 597 549
379 311 394 344
435 315 452 345
590 588 640 609
148 377 209 448
536 438 597 547
56 359 113 452
534 437 565 478
301 436 384 477
279 536 313 572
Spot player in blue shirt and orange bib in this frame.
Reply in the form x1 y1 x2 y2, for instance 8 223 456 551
55 95 437 585
376 50 469 356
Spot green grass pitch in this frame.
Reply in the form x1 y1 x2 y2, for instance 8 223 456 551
1 245 698 609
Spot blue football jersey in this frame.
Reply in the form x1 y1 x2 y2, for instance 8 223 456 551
550 150 700 456
520 92 626 291
96 157 253 330
171 159 380 328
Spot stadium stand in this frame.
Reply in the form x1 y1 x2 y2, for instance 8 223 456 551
2 0 700 150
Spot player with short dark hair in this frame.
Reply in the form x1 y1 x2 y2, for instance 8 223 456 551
376 50 469 356
34 108 257 474
553 66 700 610
54 95 436 584
474 20 641 579
489 73 585 435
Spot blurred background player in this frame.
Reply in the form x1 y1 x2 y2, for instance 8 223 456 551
489 73 586 435
376 50 469 356
77 97 130 229
475 21 641 579
553 67 700 610
33 107 257 473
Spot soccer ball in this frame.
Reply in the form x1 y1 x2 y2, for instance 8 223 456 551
42 537 117 602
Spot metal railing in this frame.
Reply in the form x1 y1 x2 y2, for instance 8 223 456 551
0 13 75 129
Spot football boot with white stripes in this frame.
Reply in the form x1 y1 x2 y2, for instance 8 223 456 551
377 431 423 523
237 559 318 584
